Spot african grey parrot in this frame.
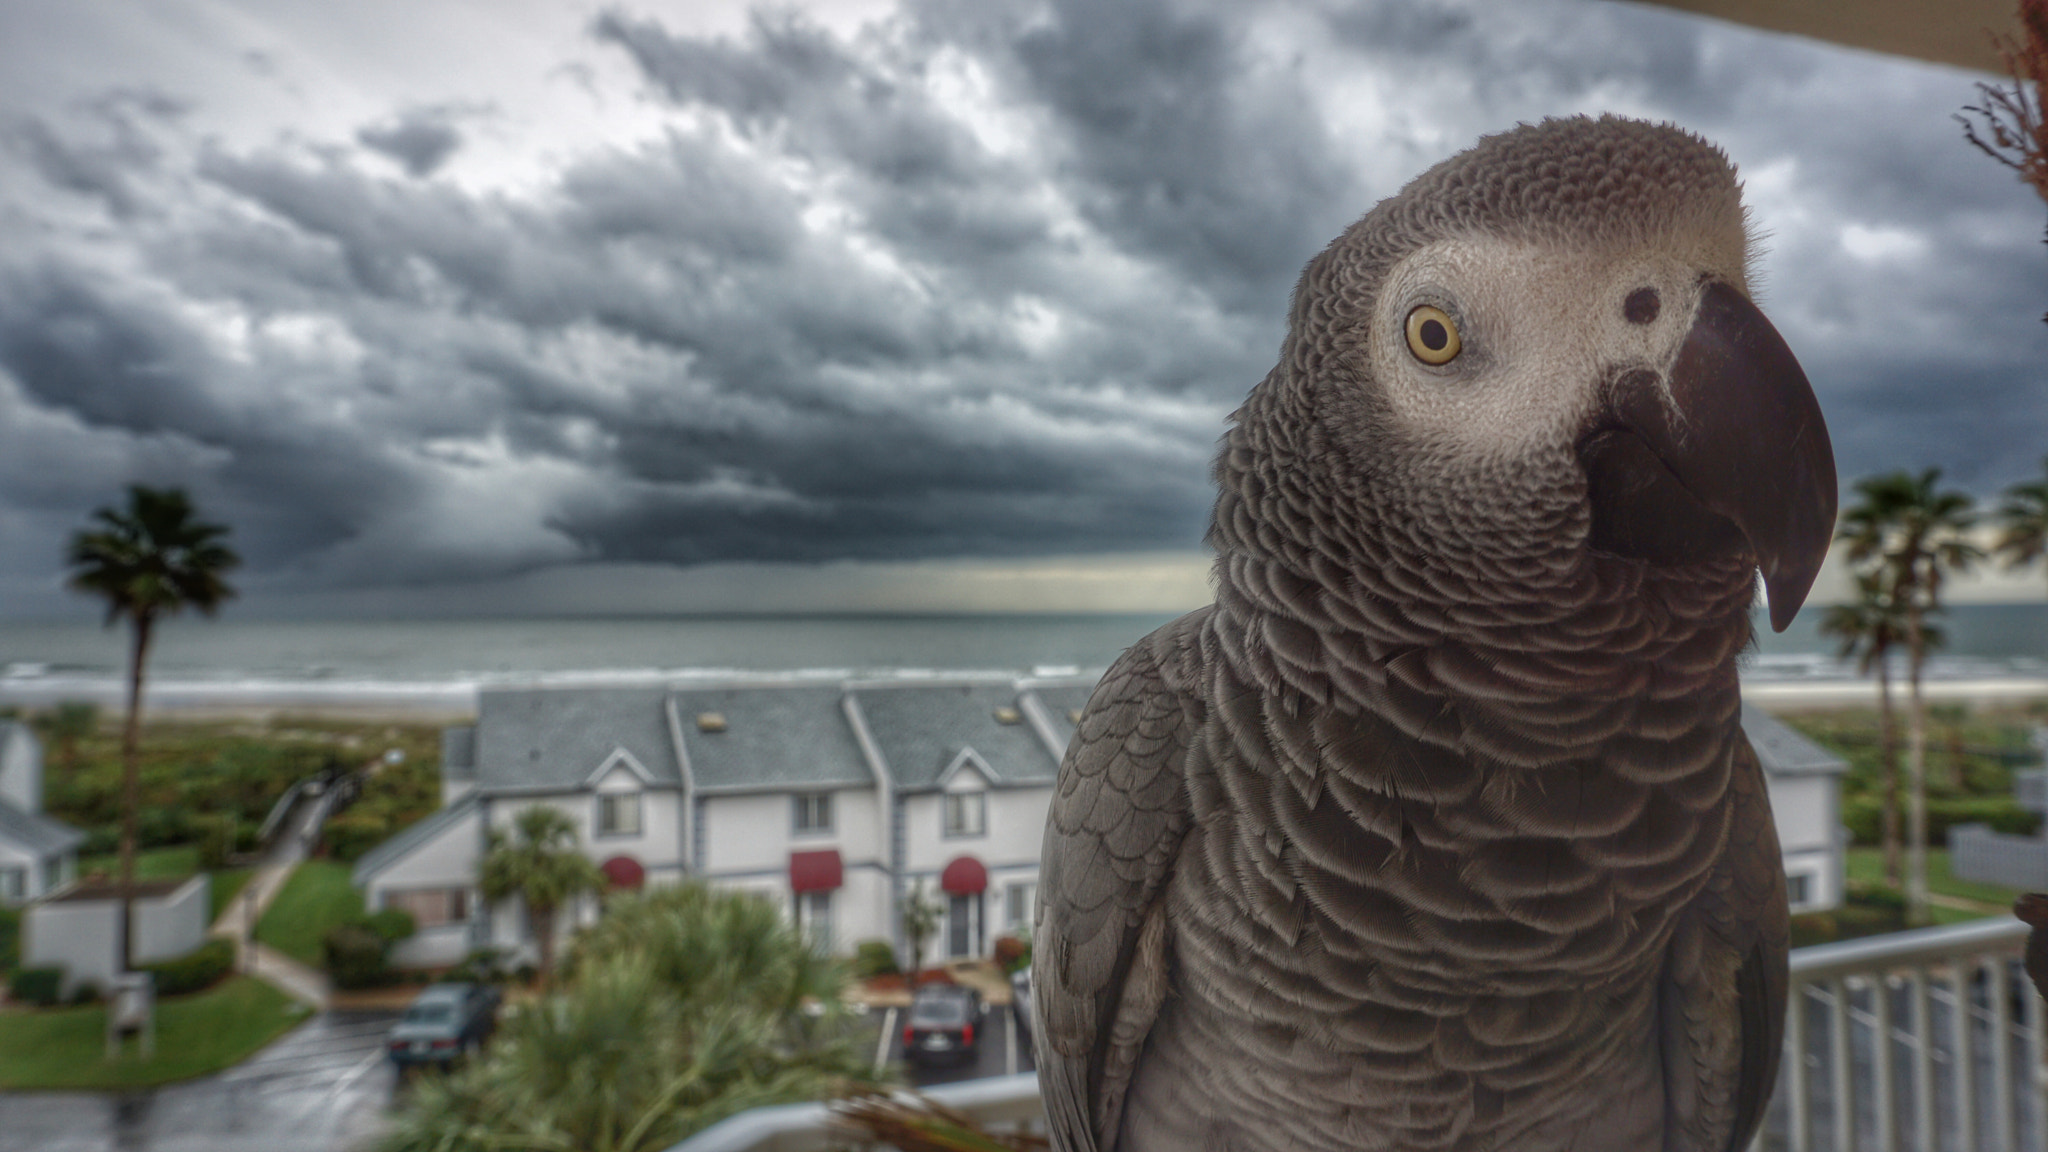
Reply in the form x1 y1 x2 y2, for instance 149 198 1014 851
1033 116 1836 1152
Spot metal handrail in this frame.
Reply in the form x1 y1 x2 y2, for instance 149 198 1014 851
675 919 2047 1152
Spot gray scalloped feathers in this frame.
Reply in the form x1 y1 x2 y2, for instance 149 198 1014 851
1033 116 1838 1152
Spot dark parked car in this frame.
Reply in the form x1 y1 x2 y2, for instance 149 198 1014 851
387 982 501 1068
903 983 985 1066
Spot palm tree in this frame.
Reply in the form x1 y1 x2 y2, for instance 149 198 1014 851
1998 456 2048 593
66 485 238 969
1819 570 1907 886
1836 469 1981 926
381 884 878 1152
478 805 603 984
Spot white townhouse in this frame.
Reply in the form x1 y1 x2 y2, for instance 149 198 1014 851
352 680 1846 970
0 721 82 905
352 676 1094 969
1741 701 1850 915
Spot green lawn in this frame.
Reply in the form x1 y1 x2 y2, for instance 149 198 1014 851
0 976 309 1089
209 868 256 923
1844 847 2028 915
76 846 255 926
78 845 201 880
256 861 362 966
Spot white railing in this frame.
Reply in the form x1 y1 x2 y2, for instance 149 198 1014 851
675 919 2044 1152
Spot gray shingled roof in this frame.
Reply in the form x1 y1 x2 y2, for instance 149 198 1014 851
475 687 679 792
672 684 872 792
1742 702 1849 777
1021 680 1100 758
352 793 480 885
851 681 1063 790
0 798 83 856
442 726 477 779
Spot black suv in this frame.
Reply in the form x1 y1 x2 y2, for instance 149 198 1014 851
902 983 985 1066
387 982 501 1068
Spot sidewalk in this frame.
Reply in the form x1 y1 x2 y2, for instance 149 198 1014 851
208 785 337 1010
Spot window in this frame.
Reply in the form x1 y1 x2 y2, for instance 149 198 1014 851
944 792 986 838
0 866 23 902
1005 883 1036 932
796 890 833 952
1786 872 1813 908
386 887 470 928
598 793 643 837
793 792 834 834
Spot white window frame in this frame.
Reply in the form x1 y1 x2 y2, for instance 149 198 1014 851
384 887 470 928
1005 882 1036 932
793 792 834 835
597 792 643 838
0 865 24 902
943 792 986 839
1786 871 1813 910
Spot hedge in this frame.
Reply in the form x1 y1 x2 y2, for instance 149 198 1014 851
141 938 237 997
9 967 62 1007
852 939 899 979
1842 796 2039 847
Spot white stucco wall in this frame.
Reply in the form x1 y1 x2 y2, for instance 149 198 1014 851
1766 774 1837 855
25 876 209 996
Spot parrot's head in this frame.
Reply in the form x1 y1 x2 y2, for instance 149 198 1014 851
1227 115 1835 637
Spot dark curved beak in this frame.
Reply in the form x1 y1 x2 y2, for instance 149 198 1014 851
1587 281 1836 632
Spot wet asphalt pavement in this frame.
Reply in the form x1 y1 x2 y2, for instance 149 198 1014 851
0 1002 1033 1152
0 1010 401 1152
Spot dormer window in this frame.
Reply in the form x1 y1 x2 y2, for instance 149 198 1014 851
944 792 986 838
597 792 642 838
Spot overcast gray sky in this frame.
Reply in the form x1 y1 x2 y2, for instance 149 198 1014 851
0 0 2042 618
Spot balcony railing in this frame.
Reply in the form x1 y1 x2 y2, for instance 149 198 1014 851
675 918 2045 1152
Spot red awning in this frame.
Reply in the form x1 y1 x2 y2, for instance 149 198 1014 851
941 855 987 895
790 849 843 893
601 855 646 890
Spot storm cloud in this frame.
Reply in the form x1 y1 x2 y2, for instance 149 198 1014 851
0 0 2042 612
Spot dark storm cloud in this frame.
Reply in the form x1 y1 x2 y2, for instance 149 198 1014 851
356 107 466 177
0 0 2041 607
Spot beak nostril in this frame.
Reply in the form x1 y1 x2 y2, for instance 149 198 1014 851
1623 287 1661 325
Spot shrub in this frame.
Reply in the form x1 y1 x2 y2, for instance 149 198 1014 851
321 812 390 864
0 905 19 974
194 812 240 870
851 939 900 979
324 922 392 990
9 966 63 1007
141 937 237 996
992 934 1029 974
1842 795 2039 846
365 907 417 944
68 980 103 1006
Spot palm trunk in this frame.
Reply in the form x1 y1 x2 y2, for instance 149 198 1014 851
533 903 556 986
1877 650 1901 887
119 613 153 973
1905 604 1931 928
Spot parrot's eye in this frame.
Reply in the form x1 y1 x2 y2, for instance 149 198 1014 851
1404 305 1461 365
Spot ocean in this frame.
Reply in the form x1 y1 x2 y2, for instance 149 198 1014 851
0 605 2043 714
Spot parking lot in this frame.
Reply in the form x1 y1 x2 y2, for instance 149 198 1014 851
0 997 1032 1152
0 1010 401 1152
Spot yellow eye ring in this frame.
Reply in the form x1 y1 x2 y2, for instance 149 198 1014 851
1404 305 1461 365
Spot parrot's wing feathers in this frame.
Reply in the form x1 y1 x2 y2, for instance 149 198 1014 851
1035 609 1205 1152
1657 734 1790 1152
